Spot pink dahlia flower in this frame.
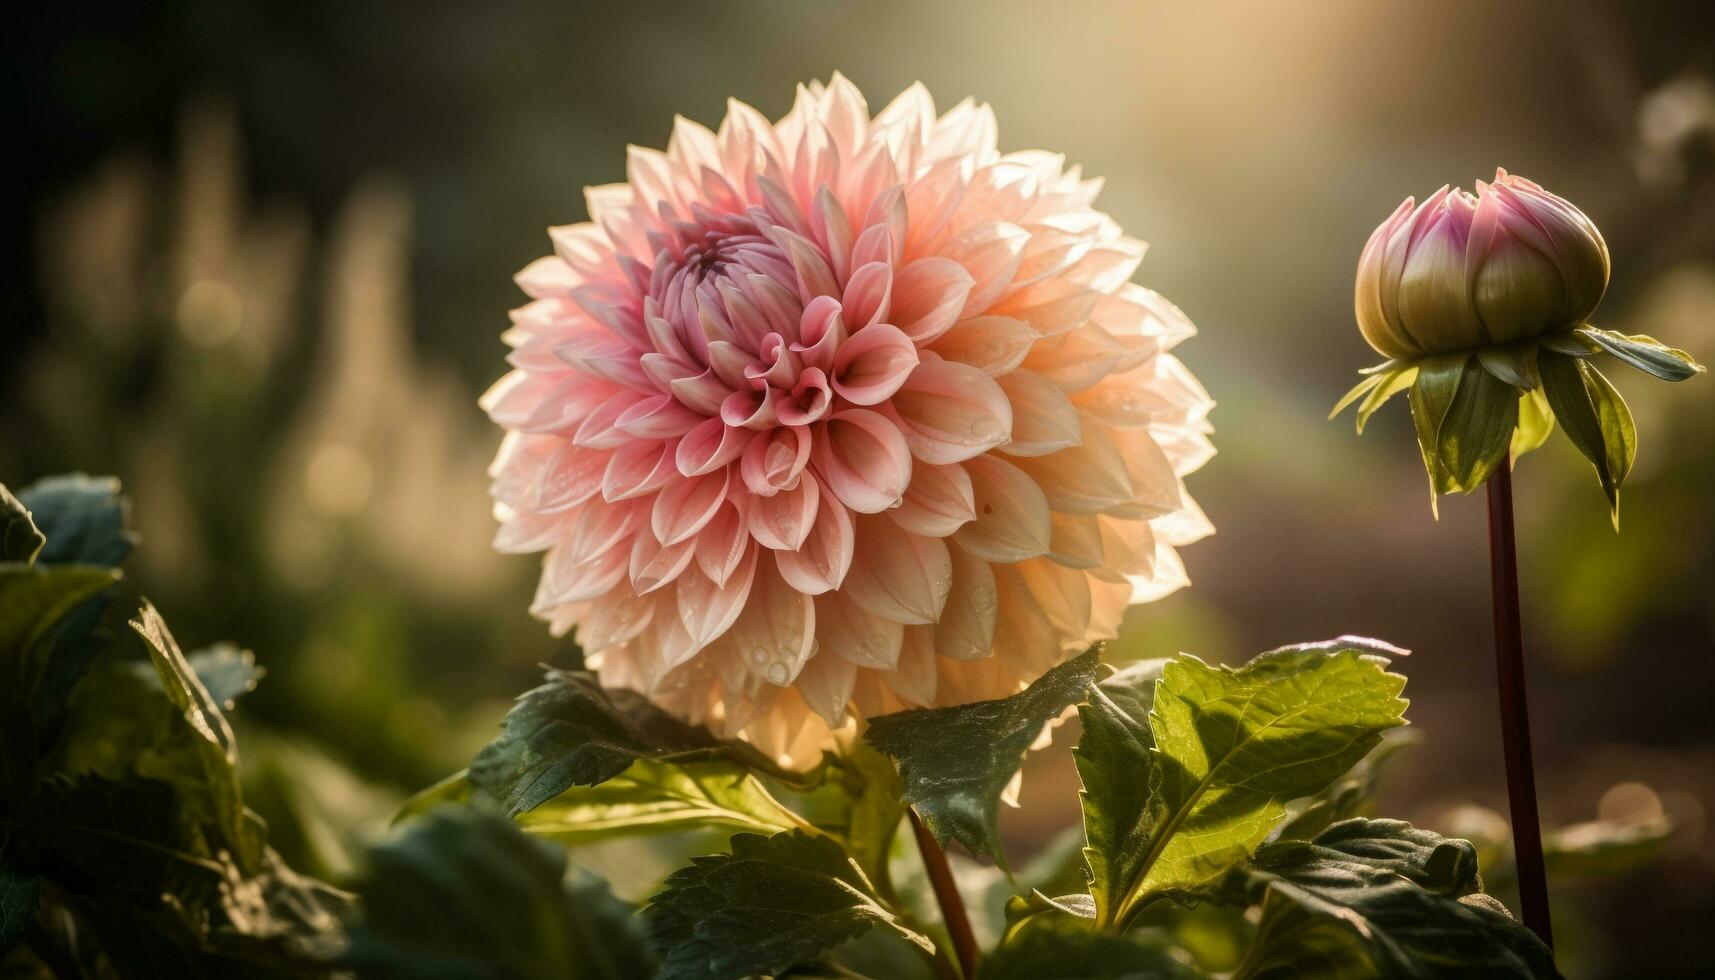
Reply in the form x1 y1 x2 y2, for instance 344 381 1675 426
484 75 1214 764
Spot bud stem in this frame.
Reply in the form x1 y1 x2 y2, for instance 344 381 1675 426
909 808 980 978
1485 455 1555 949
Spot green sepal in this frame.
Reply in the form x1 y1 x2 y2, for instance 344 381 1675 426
1476 342 1541 390
1539 351 1635 526
1576 325 1705 382
1510 388 1555 461
1407 353 1516 502
1537 331 1594 357
1331 364 1416 434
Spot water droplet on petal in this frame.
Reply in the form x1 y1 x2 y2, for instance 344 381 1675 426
749 645 769 664
766 662 789 685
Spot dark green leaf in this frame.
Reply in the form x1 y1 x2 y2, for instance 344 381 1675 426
864 649 1101 865
1226 819 1558 979
1544 817 1671 879
345 805 652 980
468 668 725 816
1476 343 1540 390
17 474 136 569
0 485 45 565
1432 357 1517 494
981 910 1196 980
1 865 39 955
1540 352 1634 522
1577 325 1704 382
645 830 931 980
1536 331 1593 357
131 601 266 872
1078 639 1409 928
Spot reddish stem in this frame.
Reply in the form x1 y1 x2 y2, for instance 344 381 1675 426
909 808 980 978
1485 456 1555 949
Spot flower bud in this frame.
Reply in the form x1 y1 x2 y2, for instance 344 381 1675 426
1354 169 1610 359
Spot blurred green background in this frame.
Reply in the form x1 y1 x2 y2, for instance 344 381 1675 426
4 1 1713 975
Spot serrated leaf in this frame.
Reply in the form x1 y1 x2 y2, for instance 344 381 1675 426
864 649 1101 866
0 485 46 565
1540 351 1634 522
1226 819 1559 979
517 758 801 844
980 910 1196 980
1432 357 1517 494
1577 325 1704 382
1079 640 1409 928
468 668 727 816
131 601 266 873
644 830 932 980
17 474 136 568
1476 343 1541 390
1510 388 1555 461
344 805 653 980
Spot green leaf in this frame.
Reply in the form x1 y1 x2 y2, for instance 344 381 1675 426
1476 342 1540 390
980 910 1197 980
1577 325 1705 382
1407 353 1467 510
1079 639 1409 928
1510 388 1555 461
344 805 654 980
1331 363 1417 434
1540 351 1635 523
0 485 45 565
1431 357 1517 494
864 649 1101 866
517 758 802 844
1 864 39 955
828 740 909 894
131 601 266 873
16 474 136 568
468 668 727 816
1226 819 1559 979
1544 817 1671 879
644 830 933 980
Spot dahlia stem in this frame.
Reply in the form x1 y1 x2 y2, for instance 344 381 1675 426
1485 455 1554 948
909 808 980 978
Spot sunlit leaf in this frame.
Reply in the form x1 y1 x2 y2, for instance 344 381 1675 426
1510 388 1555 461
1577 325 1704 382
517 758 801 845
1078 639 1408 928
644 829 933 980
0 485 45 565
864 649 1100 866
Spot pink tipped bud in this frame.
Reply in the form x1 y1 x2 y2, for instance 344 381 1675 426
1354 170 1610 359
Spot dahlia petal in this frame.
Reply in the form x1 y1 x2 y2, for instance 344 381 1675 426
990 565 1064 677
891 257 975 344
630 531 698 594
569 499 648 563
603 440 678 501
1106 427 1184 518
748 470 820 550
996 368 1083 456
794 651 856 726
515 256 577 299
577 585 656 650
531 442 610 512
785 233 840 306
538 540 629 607
1128 540 1190 603
929 315 1039 377
793 295 846 372
885 359 1012 464
815 589 904 670
887 626 939 706
1009 423 1134 515
813 409 913 513
934 544 998 660
694 500 751 587
1070 374 1156 430
841 261 893 332
941 221 1030 317
832 322 919 405
678 546 758 646
492 509 563 554
775 367 833 426
615 393 704 439
668 368 735 417
651 468 730 546
574 390 649 448
675 417 752 476
729 556 816 686
740 426 813 496
952 454 1052 562
774 480 855 595
1016 557 1093 639
1047 512 1106 569
720 385 781 430
811 184 854 282
888 461 976 538
1097 515 1157 577
843 515 952 625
